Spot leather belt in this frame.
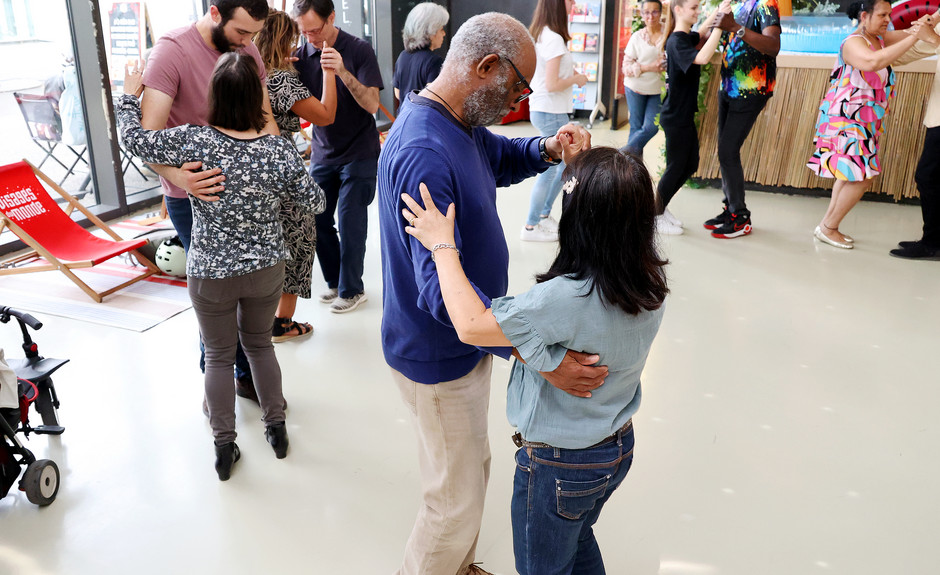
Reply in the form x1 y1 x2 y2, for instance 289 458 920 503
511 419 633 450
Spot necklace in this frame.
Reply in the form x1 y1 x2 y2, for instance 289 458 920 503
424 87 471 127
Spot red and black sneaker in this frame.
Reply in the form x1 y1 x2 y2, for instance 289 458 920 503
711 210 752 239
703 203 731 230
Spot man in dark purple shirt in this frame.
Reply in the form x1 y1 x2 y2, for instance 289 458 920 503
293 0 384 314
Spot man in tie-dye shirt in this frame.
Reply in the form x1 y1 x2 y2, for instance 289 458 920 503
702 0 780 238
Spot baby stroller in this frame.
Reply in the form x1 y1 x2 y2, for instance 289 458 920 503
0 306 66 506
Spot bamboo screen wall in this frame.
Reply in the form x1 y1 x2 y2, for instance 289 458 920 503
695 62 932 201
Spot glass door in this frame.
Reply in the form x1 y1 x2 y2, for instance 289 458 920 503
0 0 92 200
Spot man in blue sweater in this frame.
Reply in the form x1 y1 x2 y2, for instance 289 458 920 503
378 12 606 575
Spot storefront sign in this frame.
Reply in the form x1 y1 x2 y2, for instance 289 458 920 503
105 1 149 90
336 0 364 39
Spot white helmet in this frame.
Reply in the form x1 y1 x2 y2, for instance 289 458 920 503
154 237 186 277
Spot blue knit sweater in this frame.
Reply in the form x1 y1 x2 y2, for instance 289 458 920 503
378 93 548 384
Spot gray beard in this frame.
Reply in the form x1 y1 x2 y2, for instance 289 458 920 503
463 73 511 127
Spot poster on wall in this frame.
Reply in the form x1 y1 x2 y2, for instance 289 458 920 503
104 1 152 93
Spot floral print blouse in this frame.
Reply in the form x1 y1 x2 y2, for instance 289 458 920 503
117 94 325 280
267 68 313 134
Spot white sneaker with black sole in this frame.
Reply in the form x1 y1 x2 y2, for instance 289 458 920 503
330 293 367 314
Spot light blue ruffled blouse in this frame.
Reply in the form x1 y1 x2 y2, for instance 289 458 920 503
491 276 664 449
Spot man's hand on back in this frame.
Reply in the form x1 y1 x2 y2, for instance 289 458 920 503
540 350 608 398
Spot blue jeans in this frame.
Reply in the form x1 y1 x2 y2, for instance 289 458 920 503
622 88 661 158
165 194 251 380
164 195 194 253
310 158 377 298
512 422 635 575
526 111 570 227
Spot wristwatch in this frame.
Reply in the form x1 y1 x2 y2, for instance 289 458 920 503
734 26 746 40
539 137 561 165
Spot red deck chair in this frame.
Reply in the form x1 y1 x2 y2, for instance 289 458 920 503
0 160 160 303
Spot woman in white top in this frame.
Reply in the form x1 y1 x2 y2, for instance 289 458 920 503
621 0 666 158
522 0 588 242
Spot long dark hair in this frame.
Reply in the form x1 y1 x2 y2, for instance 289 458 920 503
536 147 668 315
529 0 571 44
207 52 267 133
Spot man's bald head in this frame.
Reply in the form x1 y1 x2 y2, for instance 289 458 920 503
443 12 533 74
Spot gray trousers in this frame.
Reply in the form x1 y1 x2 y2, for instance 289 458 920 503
188 262 286 443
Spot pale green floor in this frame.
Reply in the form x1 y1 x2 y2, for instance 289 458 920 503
1 120 938 575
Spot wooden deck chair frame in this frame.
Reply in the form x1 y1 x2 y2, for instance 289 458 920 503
0 160 161 303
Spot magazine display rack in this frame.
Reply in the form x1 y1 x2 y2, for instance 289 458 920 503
568 2 605 127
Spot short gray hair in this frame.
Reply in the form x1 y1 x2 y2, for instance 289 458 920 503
402 2 449 52
442 12 532 83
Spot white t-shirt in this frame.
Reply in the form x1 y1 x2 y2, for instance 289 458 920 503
528 27 574 114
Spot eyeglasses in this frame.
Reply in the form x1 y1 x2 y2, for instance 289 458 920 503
641 10 662 16
500 56 532 103
303 22 326 37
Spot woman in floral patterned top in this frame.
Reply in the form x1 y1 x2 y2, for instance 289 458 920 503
255 9 338 342
120 53 325 481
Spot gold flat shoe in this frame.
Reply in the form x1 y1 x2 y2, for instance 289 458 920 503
814 226 853 249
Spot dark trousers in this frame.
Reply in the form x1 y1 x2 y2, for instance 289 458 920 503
717 93 769 214
658 123 700 213
165 194 252 380
915 126 940 248
310 158 377 299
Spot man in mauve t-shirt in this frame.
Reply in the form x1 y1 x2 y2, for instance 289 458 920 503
140 0 276 397
293 0 384 315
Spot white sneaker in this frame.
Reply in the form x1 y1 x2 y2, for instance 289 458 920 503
663 208 683 228
318 288 339 304
520 225 558 242
330 292 367 314
537 215 559 233
656 215 683 235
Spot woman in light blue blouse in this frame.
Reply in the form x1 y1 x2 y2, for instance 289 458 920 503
120 54 324 481
400 146 668 574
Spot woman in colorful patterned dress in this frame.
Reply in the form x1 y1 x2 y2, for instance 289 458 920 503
255 9 338 340
807 0 921 249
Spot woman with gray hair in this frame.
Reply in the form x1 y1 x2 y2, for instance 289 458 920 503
393 2 449 102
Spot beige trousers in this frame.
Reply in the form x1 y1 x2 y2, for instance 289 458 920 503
392 355 493 575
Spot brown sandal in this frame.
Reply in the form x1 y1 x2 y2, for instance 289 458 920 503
272 317 313 343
